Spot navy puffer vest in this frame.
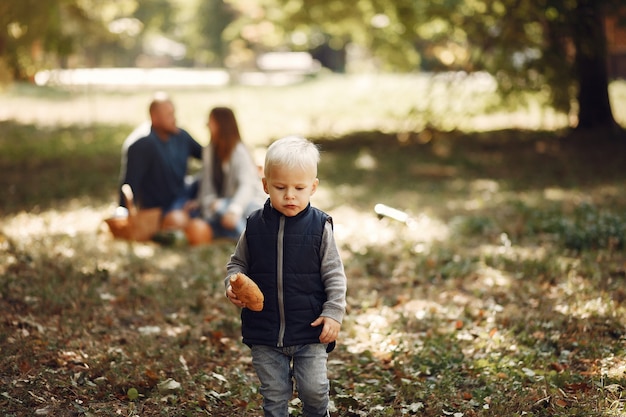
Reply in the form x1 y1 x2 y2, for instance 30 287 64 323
242 200 330 348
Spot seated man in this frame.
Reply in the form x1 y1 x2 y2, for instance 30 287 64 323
119 92 203 215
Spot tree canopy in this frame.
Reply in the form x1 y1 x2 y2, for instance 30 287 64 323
2 0 625 131
263 0 625 130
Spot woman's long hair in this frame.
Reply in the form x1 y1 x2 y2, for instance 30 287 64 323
209 107 241 162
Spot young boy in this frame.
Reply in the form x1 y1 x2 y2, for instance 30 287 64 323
225 136 347 417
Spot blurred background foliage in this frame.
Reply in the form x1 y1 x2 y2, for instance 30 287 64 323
1 0 625 131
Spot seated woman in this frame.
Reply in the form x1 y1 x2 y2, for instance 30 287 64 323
198 106 266 239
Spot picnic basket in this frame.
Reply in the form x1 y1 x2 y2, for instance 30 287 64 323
104 184 162 242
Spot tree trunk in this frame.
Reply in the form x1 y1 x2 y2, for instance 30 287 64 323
572 0 617 130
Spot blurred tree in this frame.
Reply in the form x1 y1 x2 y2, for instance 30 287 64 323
0 0 72 81
133 0 176 34
0 0 135 80
2 0 623 133
0 0 189 80
74 1 139 67
190 0 238 66
266 0 624 131
0 0 238 77
130 0 183 66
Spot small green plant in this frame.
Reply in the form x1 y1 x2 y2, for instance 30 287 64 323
450 215 496 236
506 200 626 251
561 203 626 250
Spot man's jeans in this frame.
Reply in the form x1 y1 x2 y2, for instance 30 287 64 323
251 344 330 417
208 198 261 239
166 176 199 215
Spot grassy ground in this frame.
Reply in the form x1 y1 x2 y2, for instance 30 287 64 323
1 76 626 416
5 72 626 144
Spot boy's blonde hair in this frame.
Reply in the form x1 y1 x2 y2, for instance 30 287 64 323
264 136 319 177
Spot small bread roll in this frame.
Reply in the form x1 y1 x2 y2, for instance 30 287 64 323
230 273 264 311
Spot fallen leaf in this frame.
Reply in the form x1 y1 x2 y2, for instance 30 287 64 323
554 398 567 407
145 369 159 386
550 362 565 372
157 378 181 394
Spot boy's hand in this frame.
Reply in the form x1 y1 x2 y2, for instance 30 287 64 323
225 284 246 308
311 316 341 344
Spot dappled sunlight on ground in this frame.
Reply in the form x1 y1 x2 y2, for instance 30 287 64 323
2 204 105 240
332 204 401 248
330 204 450 255
0 202 190 280
341 274 520 363
3 78 626 415
604 357 626 380
344 306 403 357
554 290 618 320
2 203 120 268
1 196 463 363
466 265 513 289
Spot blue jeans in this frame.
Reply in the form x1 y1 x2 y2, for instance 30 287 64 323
251 344 330 417
165 176 200 216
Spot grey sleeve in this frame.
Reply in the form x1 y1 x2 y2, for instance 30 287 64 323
320 220 347 323
224 231 250 288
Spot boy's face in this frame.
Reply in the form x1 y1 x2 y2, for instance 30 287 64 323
262 164 318 217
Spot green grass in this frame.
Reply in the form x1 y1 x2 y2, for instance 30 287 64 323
1 76 626 416
0 121 130 214
4 73 625 145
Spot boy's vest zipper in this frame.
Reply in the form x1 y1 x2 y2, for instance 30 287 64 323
276 215 286 347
